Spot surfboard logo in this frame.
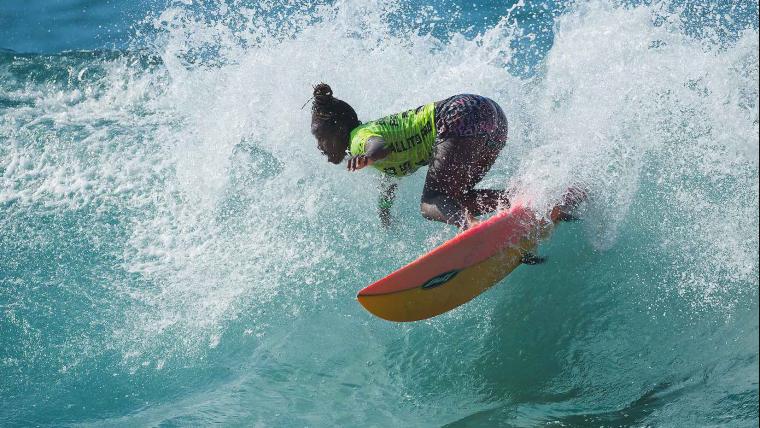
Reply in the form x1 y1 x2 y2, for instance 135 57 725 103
421 270 460 290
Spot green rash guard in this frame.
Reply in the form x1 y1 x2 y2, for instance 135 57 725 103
349 103 436 177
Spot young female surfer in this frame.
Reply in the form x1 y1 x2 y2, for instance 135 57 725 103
309 83 509 230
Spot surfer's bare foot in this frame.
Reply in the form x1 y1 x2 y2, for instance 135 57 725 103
550 206 580 222
551 186 588 222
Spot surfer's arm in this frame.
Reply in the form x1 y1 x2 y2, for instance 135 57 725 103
347 137 390 171
378 178 397 229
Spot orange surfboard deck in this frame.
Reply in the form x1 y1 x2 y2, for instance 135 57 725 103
357 203 554 322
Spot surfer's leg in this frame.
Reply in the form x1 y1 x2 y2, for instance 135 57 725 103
433 95 509 217
459 186 508 216
419 190 472 228
421 136 505 226
420 137 475 228
422 95 510 227
461 99 510 215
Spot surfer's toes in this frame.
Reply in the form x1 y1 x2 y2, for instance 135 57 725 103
521 252 546 265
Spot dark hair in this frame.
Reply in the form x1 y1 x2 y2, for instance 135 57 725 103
310 83 359 137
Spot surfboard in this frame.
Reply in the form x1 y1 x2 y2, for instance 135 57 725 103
356 203 557 322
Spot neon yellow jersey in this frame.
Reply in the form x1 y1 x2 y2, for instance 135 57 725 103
349 103 436 177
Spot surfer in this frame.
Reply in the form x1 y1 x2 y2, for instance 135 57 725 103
309 83 509 230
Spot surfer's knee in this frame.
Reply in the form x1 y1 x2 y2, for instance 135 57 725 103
419 200 437 221
420 193 469 228
419 191 446 221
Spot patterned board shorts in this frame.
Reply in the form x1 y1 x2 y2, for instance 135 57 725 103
435 94 509 149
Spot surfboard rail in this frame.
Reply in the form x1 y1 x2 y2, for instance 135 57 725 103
357 203 554 322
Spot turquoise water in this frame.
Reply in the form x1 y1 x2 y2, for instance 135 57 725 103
1 0 758 426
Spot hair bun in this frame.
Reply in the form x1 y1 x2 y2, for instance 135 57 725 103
313 83 333 101
310 82 359 130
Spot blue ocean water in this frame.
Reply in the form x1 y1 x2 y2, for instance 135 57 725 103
1 0 758 426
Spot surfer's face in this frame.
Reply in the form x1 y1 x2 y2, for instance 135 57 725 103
311 122 349 164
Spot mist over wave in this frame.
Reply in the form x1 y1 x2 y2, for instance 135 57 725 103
1 0 757 426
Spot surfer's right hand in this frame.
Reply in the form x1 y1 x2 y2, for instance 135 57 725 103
347 154 371 171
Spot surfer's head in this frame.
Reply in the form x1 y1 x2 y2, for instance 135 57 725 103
310 83 359 164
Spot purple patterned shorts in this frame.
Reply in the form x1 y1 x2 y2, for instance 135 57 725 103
435 94 508 149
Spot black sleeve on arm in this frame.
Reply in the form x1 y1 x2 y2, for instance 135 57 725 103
364 136 391 162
